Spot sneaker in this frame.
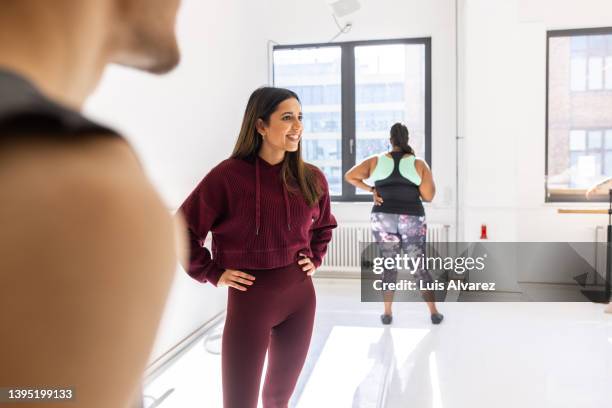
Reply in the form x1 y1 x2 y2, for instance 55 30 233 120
380 314 393 325
431 313 444 324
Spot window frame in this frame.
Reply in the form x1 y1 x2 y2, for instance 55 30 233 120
273 37 432 202
546 27 612 202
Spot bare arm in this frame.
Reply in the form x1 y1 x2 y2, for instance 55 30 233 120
345 156 383 205
0 137 178 408
586 178 612 199
415 158 436 202
345 156 376 192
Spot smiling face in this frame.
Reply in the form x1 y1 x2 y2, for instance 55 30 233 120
256 97 303 154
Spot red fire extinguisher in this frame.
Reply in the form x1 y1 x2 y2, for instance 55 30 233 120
480 224 488 240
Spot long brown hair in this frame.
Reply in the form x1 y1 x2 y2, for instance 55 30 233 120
390 122 415 155
231 87 323 206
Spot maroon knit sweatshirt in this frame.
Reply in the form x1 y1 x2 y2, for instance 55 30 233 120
179 156 337 286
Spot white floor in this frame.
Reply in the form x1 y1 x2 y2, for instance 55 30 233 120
144 279 612 408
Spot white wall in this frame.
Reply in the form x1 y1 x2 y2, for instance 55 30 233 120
85 0 268 363
461 0 612 249
258 0 459 231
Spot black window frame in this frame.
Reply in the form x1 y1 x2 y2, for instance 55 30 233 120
546 27 612 203
273 37 432 202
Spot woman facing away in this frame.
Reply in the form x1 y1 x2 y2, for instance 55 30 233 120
178 87 337 408
345 122 443 325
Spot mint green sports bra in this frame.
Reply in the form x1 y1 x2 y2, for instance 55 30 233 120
369 153 421 185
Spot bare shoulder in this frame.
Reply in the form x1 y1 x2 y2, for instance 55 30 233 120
414 157 430 168
0 136 176 407
354 154 378 170
414 157 431 173
367 154 379 166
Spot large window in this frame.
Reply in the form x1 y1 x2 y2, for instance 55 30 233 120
273 39 431 201
547 28 612 201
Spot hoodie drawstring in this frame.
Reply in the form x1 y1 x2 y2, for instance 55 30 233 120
255 156 291 236
255 157 261 235
283 185 291 231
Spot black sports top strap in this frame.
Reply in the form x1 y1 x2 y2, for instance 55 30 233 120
372 151 425 216
0 68 118 138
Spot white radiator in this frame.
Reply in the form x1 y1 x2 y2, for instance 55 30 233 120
318 222 451 276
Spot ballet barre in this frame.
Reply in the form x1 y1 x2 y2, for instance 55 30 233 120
557 209 609 214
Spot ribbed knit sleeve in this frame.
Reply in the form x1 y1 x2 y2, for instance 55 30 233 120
178 170 226 286
310 171 337 268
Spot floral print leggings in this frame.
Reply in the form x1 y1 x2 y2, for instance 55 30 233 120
370 212 433 284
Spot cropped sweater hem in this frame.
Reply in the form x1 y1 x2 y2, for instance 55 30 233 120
215 244 317 271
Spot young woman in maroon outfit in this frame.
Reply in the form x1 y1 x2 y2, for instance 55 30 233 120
179 87 337 408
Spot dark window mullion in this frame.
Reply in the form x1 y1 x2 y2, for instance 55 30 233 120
424 38 432 167
340 44 356 199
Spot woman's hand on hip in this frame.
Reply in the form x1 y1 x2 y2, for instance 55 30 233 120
298 254 316 276
372 188 383 206
218 269 255 291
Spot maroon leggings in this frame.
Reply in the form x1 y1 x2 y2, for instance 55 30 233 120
222 262 316 408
